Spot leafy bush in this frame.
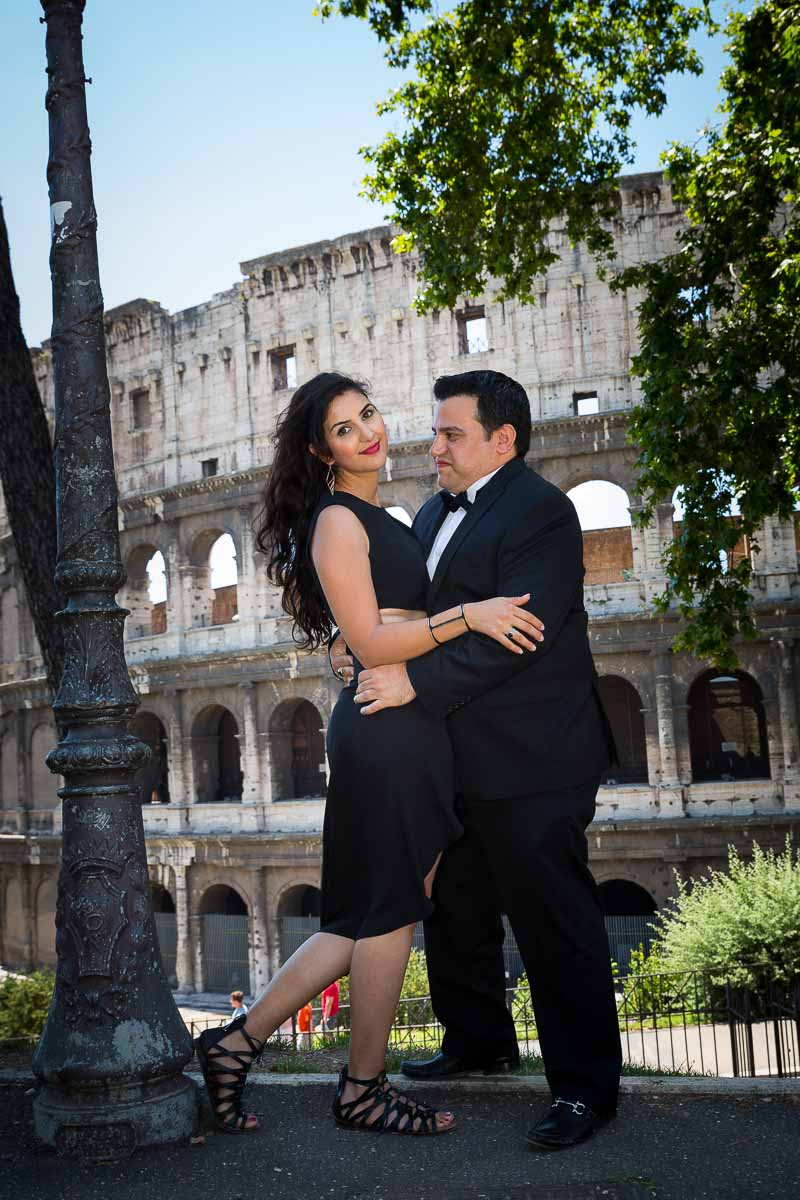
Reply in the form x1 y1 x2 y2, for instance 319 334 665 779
0 970 55 1046
657 840 800 987
511 971 537 1040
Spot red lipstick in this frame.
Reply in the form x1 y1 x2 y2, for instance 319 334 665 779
361 440 381 455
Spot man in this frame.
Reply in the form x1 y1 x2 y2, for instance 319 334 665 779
334 370 621 1150
321 979 340 1032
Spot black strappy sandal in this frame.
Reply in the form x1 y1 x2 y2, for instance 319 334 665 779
194 1013 264 1134
332 1065 455 1136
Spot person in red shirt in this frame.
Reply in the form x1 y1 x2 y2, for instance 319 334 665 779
321 980 340 1032
296 1001 314 1050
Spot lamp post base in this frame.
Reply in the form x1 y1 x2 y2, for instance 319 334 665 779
34 1072 199 1160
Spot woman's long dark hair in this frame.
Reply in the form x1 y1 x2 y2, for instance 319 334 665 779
254 372 370 650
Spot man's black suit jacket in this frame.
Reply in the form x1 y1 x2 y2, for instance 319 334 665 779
406 456 615 798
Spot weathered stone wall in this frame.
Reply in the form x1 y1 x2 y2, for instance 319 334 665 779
1 171 798 987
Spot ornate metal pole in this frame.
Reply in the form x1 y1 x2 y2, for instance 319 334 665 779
33 0 197 1157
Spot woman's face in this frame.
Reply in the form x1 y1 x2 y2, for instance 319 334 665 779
321 389 388 475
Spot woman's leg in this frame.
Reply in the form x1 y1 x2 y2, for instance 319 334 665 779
202 930 354 1128
341 907 454 1132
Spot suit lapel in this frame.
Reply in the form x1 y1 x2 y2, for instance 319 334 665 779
414 498 448 559
427 458 525 610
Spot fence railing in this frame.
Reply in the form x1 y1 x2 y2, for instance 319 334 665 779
185 967 800 1080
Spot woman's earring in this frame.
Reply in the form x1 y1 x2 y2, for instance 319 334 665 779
326 464 336 496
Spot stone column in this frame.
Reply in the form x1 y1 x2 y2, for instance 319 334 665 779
22 867 35 971
164 690 186 803
774 639 799 779
249 867 270 996
258 729 274 805
164 544 186 636
652 651 684 817
15 711 29 834
652 652 679 785
641 705 661 787
240 683 262 804
191 913 205 993
173 862 193 994
752 515 798 576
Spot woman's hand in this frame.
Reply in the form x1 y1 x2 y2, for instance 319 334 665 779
463 594 545 654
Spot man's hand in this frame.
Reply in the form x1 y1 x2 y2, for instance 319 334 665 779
330 633 355 684
353 663 416 715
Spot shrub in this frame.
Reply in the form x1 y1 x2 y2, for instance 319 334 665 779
0 970 55 1046
657 839 800 987
326 947 433 1024
511 971 537 1039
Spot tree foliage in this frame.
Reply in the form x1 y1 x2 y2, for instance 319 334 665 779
656 840 800 987
320 1 800 666
617 0 800 666
317 0 711 310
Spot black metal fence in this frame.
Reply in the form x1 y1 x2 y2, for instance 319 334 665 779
276 915 657 985
185 967 800 1079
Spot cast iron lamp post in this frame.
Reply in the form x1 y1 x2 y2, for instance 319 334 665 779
32 0 198 1157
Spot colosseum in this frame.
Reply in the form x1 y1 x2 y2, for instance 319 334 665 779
1 171 798 995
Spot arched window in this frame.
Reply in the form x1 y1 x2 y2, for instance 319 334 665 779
130 712 170 803
597 677 648 785
567 481 633 585
209 533 238 625
689 670 769 782
270 699 326 800
124 546 167 637
192 705 242 803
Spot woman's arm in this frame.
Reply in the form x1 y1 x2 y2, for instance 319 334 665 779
311 506 541 669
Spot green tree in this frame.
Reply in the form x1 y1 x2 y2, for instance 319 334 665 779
617 0 800 666
316 0 712 310
319 0 800 666
656 840 800 986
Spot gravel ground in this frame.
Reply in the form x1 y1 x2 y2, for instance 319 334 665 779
2 1082 799 1200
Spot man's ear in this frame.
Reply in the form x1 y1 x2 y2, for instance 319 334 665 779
494 424 517 455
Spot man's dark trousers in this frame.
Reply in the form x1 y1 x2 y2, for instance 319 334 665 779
425 775 622 1114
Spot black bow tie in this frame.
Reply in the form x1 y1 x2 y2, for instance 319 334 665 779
440 490 472 514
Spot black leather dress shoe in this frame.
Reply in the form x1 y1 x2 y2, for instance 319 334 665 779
401 1050 520 1079
526 1098 615 1151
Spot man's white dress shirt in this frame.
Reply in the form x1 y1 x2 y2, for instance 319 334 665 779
426 467 503 580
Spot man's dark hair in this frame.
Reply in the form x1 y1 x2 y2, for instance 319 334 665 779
433 370 531 457
230 990 245 1003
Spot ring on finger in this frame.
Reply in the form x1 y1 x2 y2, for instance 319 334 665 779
508 628 516 638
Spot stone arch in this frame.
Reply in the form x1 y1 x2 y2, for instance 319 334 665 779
35 875 57 967
197 883 250 992
123 543 167 637
597 676 648 785
567 480 633 585
149 881 175 913
192 704 242 803
277 883 322 964
598 878 657 916
269 698 326 800
130 710 170 804
30 723 59 810
277 883 321 918
186 528 240 628
688 669 770 782
1 588 19 663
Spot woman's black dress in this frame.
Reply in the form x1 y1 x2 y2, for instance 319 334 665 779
308 491 463 940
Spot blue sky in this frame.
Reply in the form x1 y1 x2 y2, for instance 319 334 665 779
2 1 734 347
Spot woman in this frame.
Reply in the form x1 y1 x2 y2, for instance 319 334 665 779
194 372 543 1137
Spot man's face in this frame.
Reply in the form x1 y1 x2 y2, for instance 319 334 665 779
431 393 501 493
